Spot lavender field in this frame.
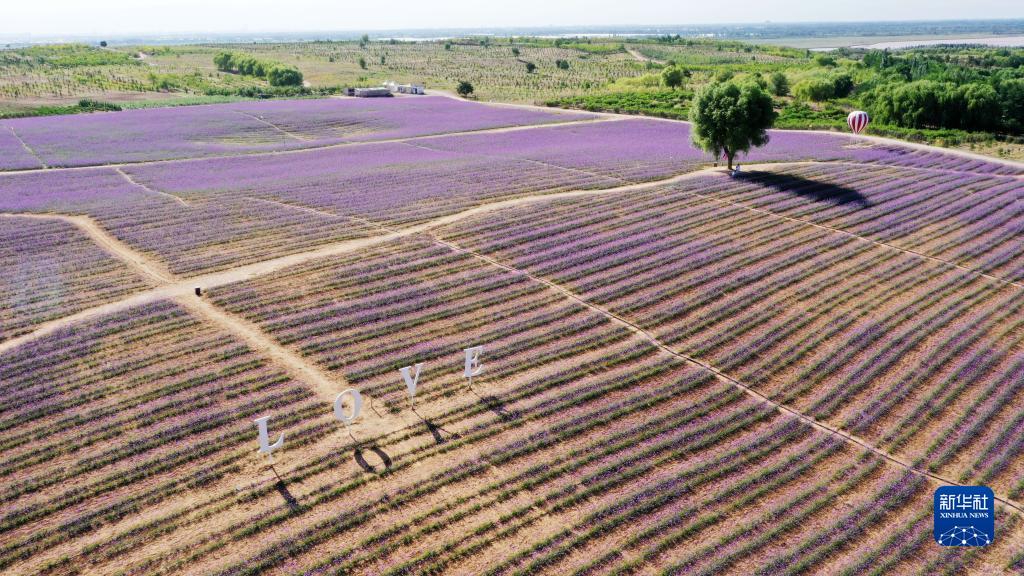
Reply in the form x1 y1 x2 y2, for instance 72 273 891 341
0 96 591 169
1 96 1023 575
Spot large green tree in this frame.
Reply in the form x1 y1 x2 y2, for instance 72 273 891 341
689 81 777 170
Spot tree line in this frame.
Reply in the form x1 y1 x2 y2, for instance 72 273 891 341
213 52 304 87
858 48 1024 134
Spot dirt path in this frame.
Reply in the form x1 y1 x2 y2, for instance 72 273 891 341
177 296 346 403
114 167 190 207
5 212 175 283
625 46 665 65
7 125 48 169
0 211 347 403
430 228 1024 516
8 157 1024 357
234 110 309 142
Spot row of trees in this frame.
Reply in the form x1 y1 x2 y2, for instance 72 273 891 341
213 52 303 86
855 48 1024 134
864 78 1024 133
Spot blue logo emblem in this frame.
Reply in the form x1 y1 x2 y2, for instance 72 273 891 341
934 486 994 546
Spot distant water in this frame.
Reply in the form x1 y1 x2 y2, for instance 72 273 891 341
852 36 1024 49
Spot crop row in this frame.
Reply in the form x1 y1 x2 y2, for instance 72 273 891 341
187 236 1016 574
0 300 322 572
434 167 1024 500
0 216 153 343
7 231 1023 573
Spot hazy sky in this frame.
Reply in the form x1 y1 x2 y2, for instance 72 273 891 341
4 0 1024 37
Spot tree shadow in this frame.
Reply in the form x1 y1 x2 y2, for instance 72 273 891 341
734 171 872 208
354 445 393 473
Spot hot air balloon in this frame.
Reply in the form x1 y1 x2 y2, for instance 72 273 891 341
847 110 870 134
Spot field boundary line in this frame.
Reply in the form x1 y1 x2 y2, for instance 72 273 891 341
7 125 48 169
114 168 190 207
0 212 348 403
0 212 175 283
625 47 666 65
6 164 1024 513
176 296 346 404
428 233 1024 516
234 110 309 142
0 165 806 355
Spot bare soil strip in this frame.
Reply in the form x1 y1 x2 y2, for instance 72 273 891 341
428 234 1024 515
233 110 309 142
114 167 190 207
6 125 48 169
2 212 175 283
0 212 348 402
176 296 347 403
626 46 666 65
242 196 348 220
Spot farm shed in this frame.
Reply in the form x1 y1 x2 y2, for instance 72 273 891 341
354 87 392 97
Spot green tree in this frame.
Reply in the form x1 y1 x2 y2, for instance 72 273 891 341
358 56 367 70
661 66 684 89
213 52 234 72
793 77 835 101
999 78 1024 133
267 66 303 87
511 47 520 57
815 54 837 67
689 82 777 170
832 73 854 98
99 41 108 48
769 71 790 96
525 62 536 73
456 80 474 97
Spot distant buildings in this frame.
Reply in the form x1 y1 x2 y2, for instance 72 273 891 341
349 81 426 97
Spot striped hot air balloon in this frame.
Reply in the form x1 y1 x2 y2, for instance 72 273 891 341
847 110 870 134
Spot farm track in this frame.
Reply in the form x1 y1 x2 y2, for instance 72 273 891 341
114 167 190 207
6 156 1024 528
1 212 349 404
5 126 48 169
429 232 1024 515
233 110 310 142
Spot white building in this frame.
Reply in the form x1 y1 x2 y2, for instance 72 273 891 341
396 83 425 95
